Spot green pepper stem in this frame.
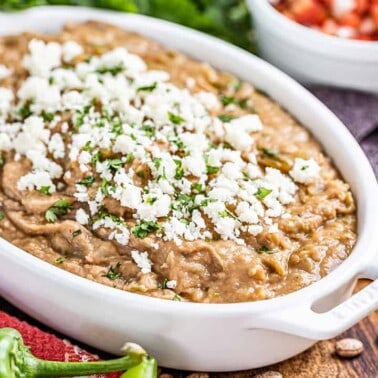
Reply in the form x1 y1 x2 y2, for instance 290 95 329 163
0 328 148 378
120 356 158 378
24 352 144 377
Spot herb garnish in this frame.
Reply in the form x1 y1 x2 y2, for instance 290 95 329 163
206 164 220 175
39 186 51 195
172 294 182 301
0 211 5 220
104 262 122 280
137 82 157 92
131 220 162 239
174 159 184 180
107 158 123 171
96 65 124 76
18 104 32 119
255 187 272 200
218 114 235 122
141 124 156 138
77 175 95 186
55 257 65 264
259 147 279 159
168 111 185 125
41 111 54 122
72 229 82 238
45 199 71 223
256 245 278 255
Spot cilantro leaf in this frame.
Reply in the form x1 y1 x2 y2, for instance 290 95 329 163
168 111 185 125
131 220 162 239
255 187 272 200
45 199 71 223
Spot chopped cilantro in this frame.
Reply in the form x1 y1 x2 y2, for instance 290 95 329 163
83 141 92 151
0 211 5 220
111 120 123 136
174 159 185 180
301 165 309 171
107 158 123 171
125 152 134 164
170 136 185 151
256 245 278 255
0 154 3 167
45 199 71 223
137 171 145 178
173 294 182 301
168 111 185 125
39 186 51 195
255 187 272 200
220 95 237 106
146 196 157 204
72 229 82 238
55 257 65 264
152 157 162 170
41 111 54 122
192 183 203 192
206 165 220 175
18 104 32 119
239 98 250 109
96 65 124 76
259 147 280 159
137 82 157 92
77 175 95 186
104 262 122 280
162 278 169 289
218 114 234 122
141 124 156 138
131 220 161 239
232 80 242 91
91 151 103 165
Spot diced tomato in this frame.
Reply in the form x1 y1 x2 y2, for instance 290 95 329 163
321 18 339 34
273 0 377 41
356 0 369 14
290 0 328 25
339 12 362 27
371 4 378 26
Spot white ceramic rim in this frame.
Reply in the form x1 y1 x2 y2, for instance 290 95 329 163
0 6 377 319
250 0 378 59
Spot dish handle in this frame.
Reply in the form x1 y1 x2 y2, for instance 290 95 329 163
249 261 378 340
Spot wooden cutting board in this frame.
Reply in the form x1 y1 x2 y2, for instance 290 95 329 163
160 280 378 378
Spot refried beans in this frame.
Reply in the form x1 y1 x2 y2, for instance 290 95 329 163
0 21 357 303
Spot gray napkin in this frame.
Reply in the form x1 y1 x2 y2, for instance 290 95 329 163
309 86 378 178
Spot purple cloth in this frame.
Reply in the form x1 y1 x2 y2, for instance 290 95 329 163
309 86 378 178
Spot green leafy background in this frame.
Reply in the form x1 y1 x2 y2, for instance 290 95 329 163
0 0 255 52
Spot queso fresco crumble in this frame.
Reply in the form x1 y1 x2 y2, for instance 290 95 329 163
0 22 356 303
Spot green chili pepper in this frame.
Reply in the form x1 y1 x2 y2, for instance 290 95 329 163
0 327 154 378
120 356 158 378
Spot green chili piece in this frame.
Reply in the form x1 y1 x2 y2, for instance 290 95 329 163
0 328 149 377
120 356 158 378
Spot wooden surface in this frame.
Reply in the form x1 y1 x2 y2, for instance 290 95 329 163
1 280 377 378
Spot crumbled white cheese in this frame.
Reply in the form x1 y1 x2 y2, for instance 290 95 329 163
289 158 320 184
131 250 152 274
76 208 89 225
62 41 83 62
22 39 62 77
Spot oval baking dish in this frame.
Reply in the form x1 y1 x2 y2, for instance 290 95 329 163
0 6 377 372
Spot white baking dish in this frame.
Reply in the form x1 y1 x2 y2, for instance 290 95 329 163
247 0 378 93
0 7 377 372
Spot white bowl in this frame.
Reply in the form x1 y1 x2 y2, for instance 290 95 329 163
247 0 378 93
0 6 377 372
